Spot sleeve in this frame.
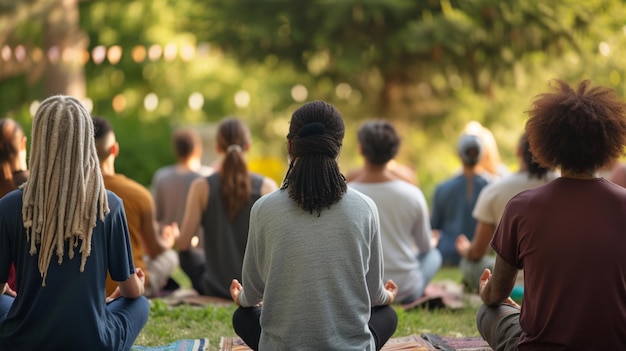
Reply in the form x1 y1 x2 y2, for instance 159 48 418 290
0 209 10 284
472 185 494 224
238 201 265 307
107 195 136 282
490 197 523 269
430 185 443 230
366 200 391 306
412 188 432 253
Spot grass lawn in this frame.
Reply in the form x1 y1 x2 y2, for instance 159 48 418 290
135 266 481 350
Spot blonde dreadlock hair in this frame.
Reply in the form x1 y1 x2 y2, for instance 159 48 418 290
22 95 109 286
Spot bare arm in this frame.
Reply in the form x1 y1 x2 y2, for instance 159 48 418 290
456 221 495 261
479 254 518 306
177 177 209 251
118 267 146 299
1 282 15 297
139 199 173 259
260 177 278 195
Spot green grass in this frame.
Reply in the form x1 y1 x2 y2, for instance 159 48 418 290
135 267 481 350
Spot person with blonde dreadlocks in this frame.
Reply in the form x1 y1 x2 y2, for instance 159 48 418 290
177 117 277 299
0 95 149 350
230 101 398 351
93 117 179 298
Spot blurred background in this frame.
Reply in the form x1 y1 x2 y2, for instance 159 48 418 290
1 0 625 201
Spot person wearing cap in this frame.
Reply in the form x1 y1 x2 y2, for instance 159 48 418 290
430 133 489 266
455 133 557 293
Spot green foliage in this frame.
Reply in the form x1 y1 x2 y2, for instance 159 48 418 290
2 0 626 195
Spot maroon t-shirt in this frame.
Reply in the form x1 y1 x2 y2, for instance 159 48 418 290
492 177 626 350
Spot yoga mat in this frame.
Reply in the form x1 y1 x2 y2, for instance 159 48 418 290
219 334 492 351
131 338 209 351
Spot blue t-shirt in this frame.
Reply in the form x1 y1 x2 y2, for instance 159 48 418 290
431 174 488 265
0 190 135 350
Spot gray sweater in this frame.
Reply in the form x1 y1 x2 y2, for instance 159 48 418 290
238 188 390 351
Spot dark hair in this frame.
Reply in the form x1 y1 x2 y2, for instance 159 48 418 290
519 133 550 179
282 100 346 215
526 79 626 174
0 118 24 197
357 120 400 165
92 116 115 161
216 117 251 221
173 128 201 160
92 116 112 139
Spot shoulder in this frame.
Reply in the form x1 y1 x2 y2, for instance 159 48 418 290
260 176 278 195
0 189 23 213
107 174 153 203
345 187 378 212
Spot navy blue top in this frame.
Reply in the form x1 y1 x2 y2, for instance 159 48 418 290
0 190 135 350
431 173 488 265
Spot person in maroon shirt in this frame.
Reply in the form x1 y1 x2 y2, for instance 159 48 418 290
477 79 626 350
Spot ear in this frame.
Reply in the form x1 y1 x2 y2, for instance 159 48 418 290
20 136 27 151
110 141 120 157
243 143 251 152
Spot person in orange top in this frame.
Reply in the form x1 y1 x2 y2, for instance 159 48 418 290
93 117 179 297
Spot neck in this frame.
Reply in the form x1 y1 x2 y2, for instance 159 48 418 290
179 157 201 171
353 163 394 183
561 169 596 179
100 157 116 176
11 154 27 172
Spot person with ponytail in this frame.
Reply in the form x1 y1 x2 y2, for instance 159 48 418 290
0 95 149 350
230 101 398 351
0 118 29 292
177 117 277 299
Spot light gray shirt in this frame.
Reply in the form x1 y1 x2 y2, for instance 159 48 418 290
238 188 390 351
349 180 432 302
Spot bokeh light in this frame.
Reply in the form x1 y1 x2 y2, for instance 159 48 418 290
290 84 308 102
188 92 204 111
234 90 251 108
112 94 127 112
144 93 159 111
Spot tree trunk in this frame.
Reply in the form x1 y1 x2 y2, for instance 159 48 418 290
43 0 86 99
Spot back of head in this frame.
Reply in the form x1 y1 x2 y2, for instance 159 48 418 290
173 127 202 160
457 134 483 167
0 118 24 197
216 117 251 221
526 79 626 174
357 120 400 165
519 133 551 179
283 100 346 215
22 95 109 286
92 116 115 162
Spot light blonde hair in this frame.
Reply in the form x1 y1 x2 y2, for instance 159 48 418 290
22 95 109 286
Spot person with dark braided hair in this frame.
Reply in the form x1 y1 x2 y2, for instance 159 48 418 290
230 101 398 351
177 117 277 299
477 80 626 350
